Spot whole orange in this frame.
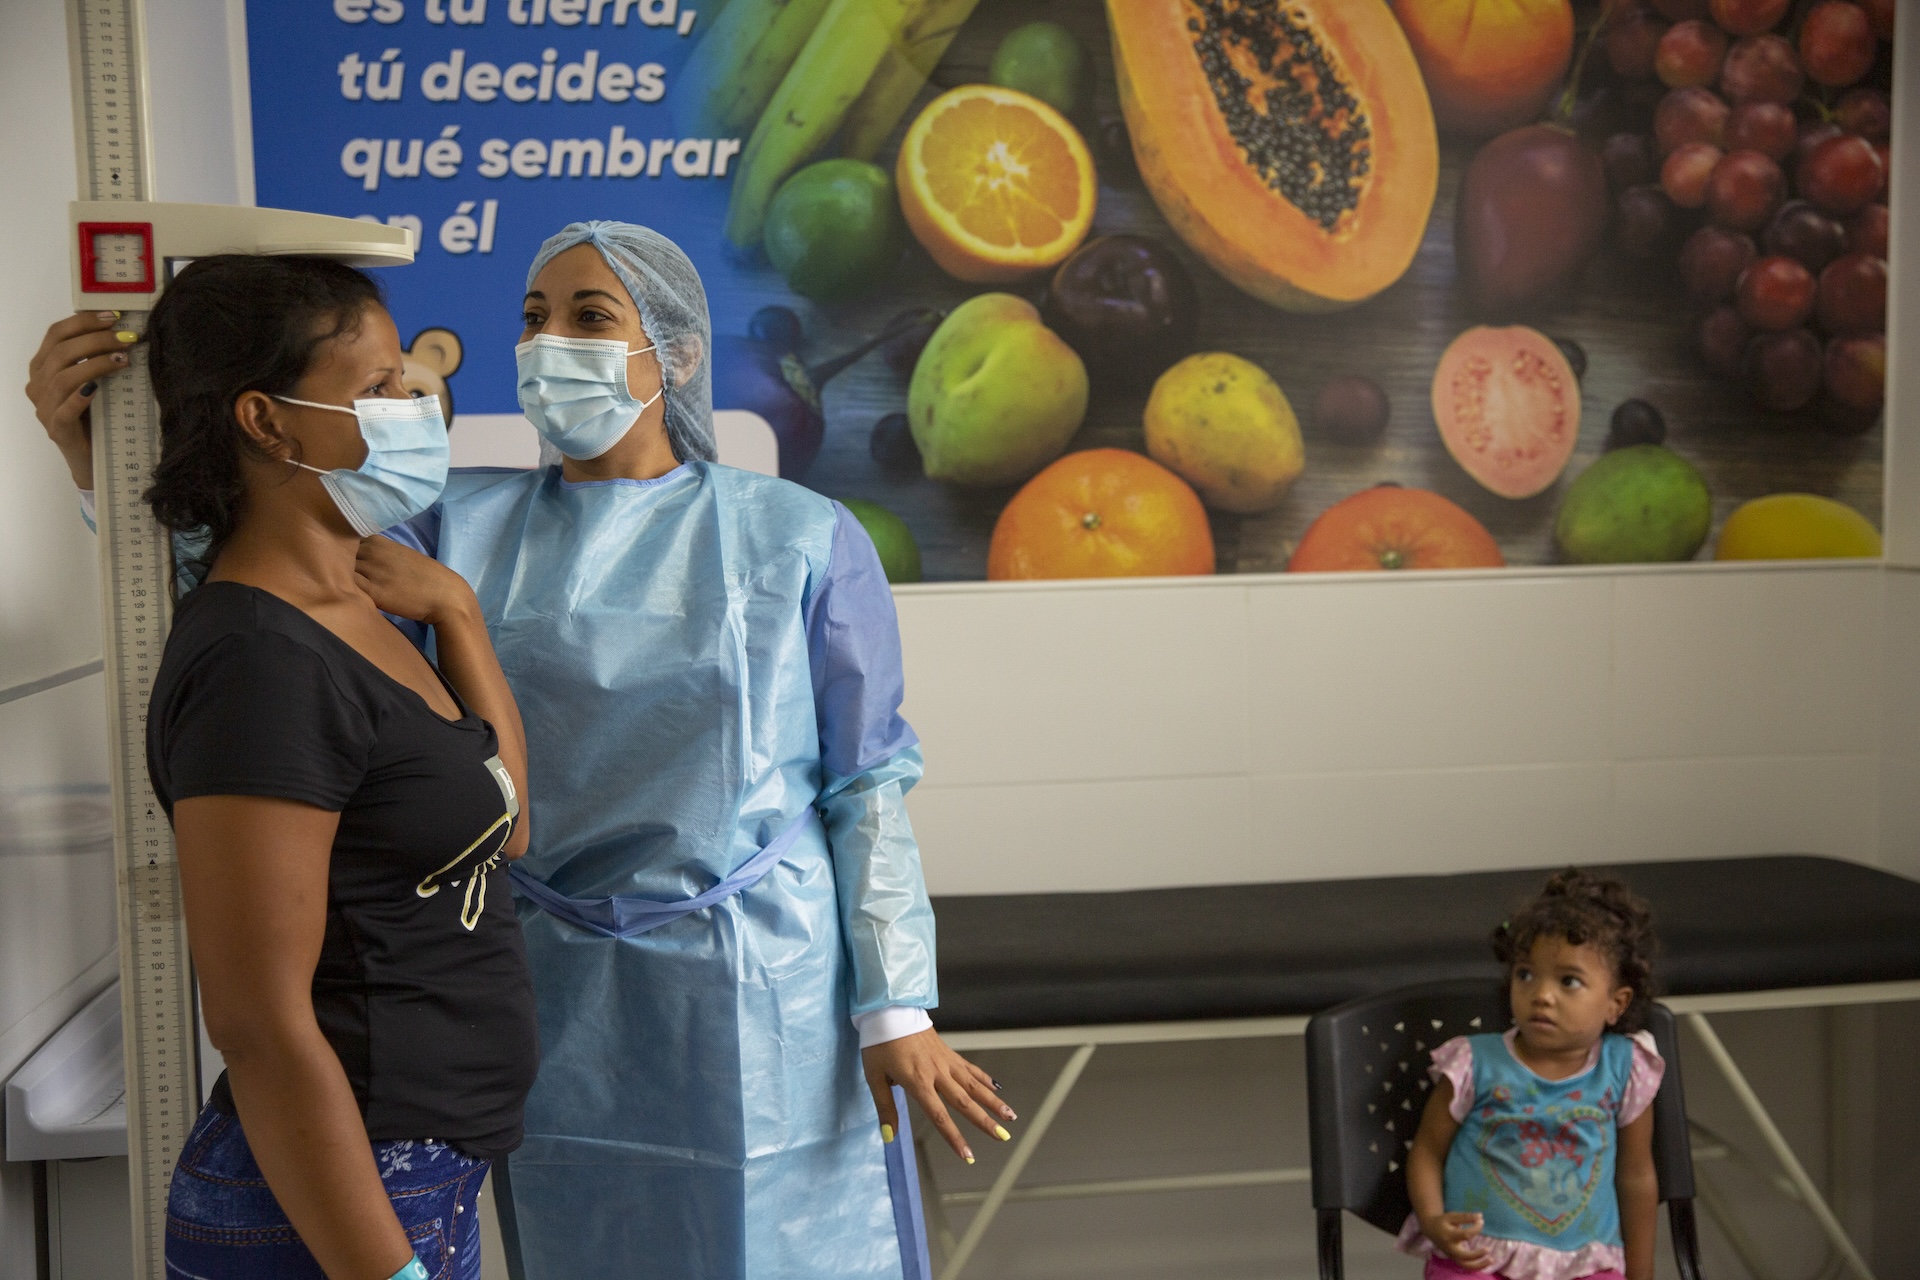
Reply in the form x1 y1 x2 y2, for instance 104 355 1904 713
988 449 1215 580
1395 0 1575 136
1289 484 1505 571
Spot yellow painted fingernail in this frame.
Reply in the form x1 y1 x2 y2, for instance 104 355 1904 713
964 1153 976 1164
994 1126 1010 1141
880 1124 895 1144
116 331 138 343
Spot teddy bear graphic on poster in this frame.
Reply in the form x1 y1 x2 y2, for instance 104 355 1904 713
401 327 463 428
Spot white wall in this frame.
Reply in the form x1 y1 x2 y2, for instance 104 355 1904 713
0 0 247 1268
0 0 108 1269
900 560 1907 894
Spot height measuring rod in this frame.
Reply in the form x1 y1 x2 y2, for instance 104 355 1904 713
64 3 411 1268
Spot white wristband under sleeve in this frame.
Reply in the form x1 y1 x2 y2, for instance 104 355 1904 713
78 489 97 527
853 1005 933 1049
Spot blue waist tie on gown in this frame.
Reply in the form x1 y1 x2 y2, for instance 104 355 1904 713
399 461 937 1279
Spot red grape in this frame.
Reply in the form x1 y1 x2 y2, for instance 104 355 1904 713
1799 2 1876 87
1823 334 1885 416
1706 150 1786 231
1842 204 1888 257
1793 121 1844 176
1699 305 1753 376
1680 225 1759 303
1608 9 1671 79
1856 0 1894 40
1815 252 1887 334
1762 200 1847 271
1617 185 1677 257
1654 87 1730 156
1652 0 1711 16
1663 142 1724 206
1709 0 1791 35
1726 102 1797 160
1721 35 1805 105
1603 132 1655 189
1743 329 1823 411
1799 134 1885 216
1657 20 1730 87
1736 254 1817 329
1835 88 1891 142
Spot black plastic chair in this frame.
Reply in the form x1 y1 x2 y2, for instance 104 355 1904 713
1305 979 1703 1280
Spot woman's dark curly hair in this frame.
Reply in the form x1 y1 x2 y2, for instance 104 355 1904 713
143 254 384 561
1492 868 1659 1033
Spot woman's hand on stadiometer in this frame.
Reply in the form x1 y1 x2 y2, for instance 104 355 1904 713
863 1030 1017 1164
25 312 139 488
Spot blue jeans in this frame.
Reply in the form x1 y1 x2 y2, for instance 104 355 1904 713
165 1103 489 1279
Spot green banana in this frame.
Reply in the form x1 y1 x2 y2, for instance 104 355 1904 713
680 0 835 139
723 0 918 249
841 0 981 162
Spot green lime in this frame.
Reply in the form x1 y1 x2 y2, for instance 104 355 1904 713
841 498 923 584
988 22 1086 116
1555 445 1712 564
764 159 902 302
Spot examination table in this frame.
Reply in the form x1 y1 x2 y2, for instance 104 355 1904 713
924 855 1920 1280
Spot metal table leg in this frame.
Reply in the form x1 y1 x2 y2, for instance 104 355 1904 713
936 1042 1097 1280
1685 1013 1876 1280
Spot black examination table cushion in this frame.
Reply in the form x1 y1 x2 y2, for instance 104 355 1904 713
929 856 1920 1032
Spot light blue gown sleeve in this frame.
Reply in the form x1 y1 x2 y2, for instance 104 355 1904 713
807 502 938 1018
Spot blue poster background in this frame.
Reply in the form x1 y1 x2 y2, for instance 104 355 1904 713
246 0 750 419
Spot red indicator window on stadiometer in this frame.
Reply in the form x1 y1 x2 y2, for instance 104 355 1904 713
79 222 156 292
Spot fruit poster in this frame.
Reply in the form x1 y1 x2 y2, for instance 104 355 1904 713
245 0 1893 581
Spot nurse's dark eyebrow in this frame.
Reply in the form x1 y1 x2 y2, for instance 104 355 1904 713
570 289 625 307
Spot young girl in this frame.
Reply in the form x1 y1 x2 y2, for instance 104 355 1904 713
1402 870 1664 1280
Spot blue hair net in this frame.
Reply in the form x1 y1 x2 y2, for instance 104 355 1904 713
526 221 716 464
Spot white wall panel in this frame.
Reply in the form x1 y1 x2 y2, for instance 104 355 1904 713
1610 754 1880 864
1609 566 1881 761
897 582 1250 788
911 774 1250 896
1880 570 1920 759
1245 575 1612 773
1244 763 1616 880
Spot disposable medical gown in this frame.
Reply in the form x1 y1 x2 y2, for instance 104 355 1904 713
396 460 936 1278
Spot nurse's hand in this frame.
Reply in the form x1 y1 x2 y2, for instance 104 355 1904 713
863 1030 1015 1164
355 536 476 625
26 312 139 489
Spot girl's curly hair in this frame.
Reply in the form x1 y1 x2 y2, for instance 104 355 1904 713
1491 869 1659 1033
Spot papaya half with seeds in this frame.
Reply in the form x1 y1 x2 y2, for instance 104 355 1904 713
1108 0 1439 312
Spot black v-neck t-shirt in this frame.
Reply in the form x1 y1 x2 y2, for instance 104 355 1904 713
147 582 537 1157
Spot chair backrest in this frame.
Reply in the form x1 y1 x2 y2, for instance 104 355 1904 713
1306 979 1693 1236
1306 978 1508 1234
1640 1001 1694 1201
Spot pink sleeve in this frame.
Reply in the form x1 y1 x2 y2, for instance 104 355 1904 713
1618 1030 1665 1126
1427 1036 1475 1123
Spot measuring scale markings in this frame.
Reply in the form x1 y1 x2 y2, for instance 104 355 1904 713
71 0 194 1272
95 313 196 1280
72 1 148 198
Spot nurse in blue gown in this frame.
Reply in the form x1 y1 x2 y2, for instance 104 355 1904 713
381 222 1015 1277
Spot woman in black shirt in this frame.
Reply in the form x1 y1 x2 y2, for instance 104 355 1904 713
43 258 539 1279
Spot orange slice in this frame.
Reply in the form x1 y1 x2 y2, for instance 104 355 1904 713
896 84 1097 283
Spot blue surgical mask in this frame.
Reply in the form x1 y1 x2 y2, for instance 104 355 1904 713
515 334 661 461
273 394 450 536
